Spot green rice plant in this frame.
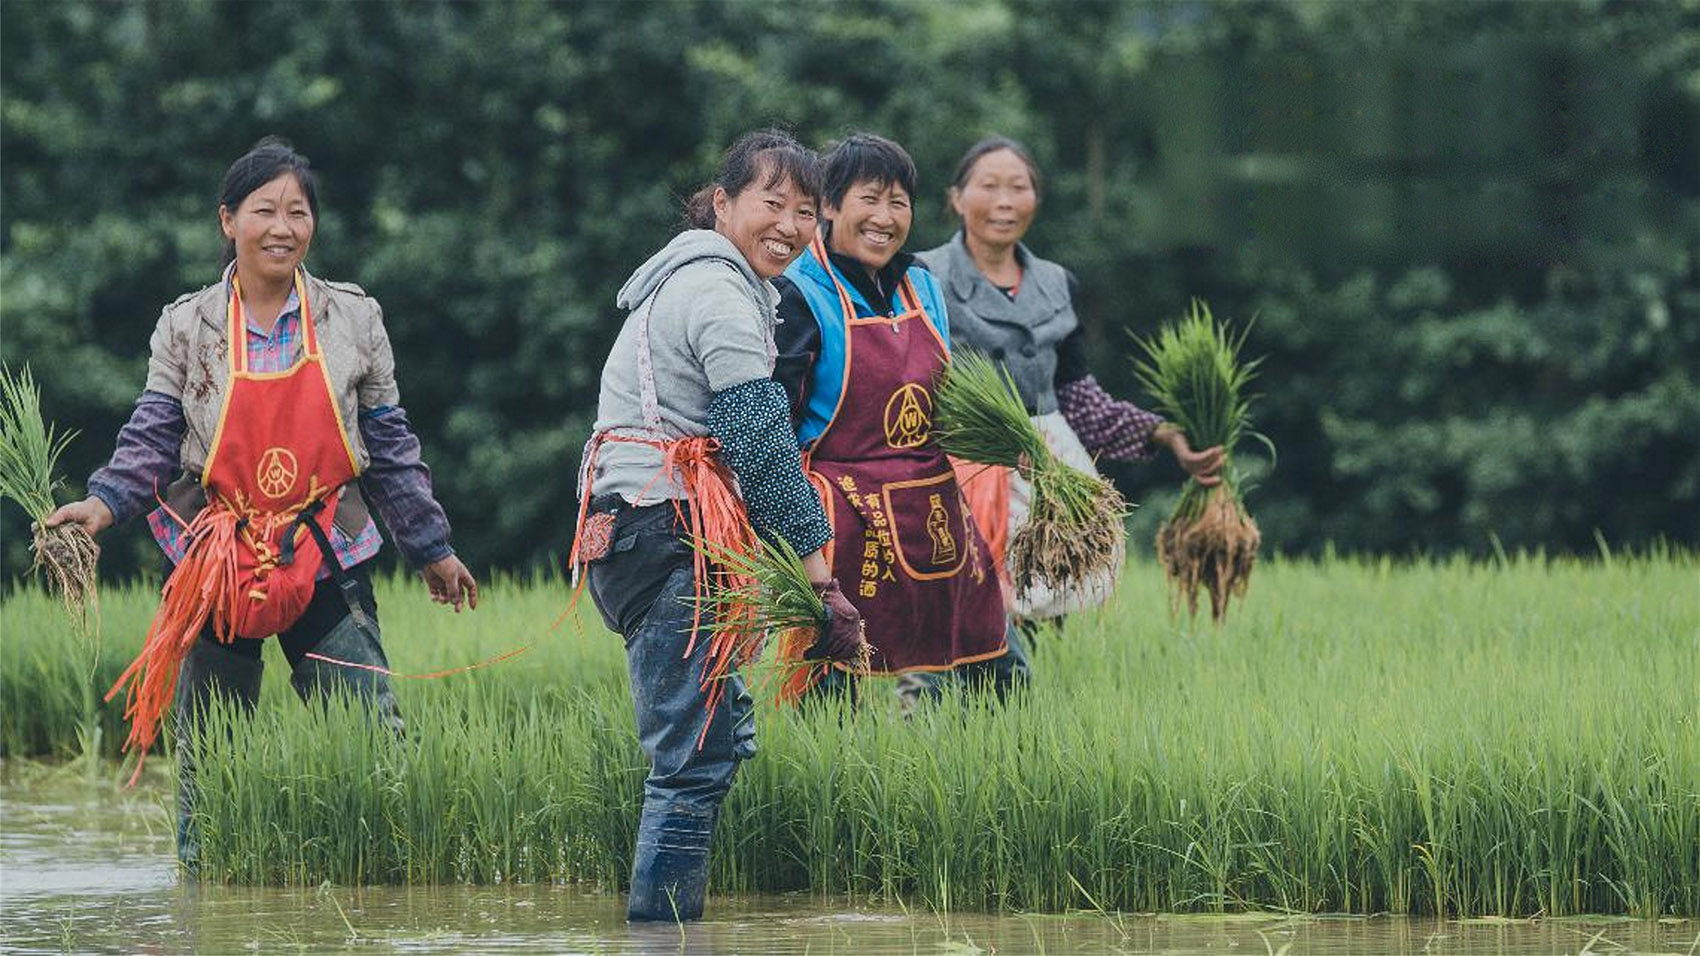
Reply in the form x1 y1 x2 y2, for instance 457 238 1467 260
934 349 1128 593
0 585 143 760
0 365 99 616
1 364 103 763
3 553 1696 919
1131 300 1268 621
1131 301 1264 466
693 533 867 700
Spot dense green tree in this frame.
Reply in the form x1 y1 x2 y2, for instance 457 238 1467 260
3 0 1694 584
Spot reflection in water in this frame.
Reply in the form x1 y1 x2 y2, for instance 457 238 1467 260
2 763 1692 955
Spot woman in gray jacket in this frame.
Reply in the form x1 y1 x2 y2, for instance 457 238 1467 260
918 136 1223 625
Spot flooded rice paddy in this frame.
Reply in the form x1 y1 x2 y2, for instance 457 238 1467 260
2 763 1691 956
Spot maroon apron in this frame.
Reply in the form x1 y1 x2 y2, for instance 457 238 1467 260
801 237 1007 673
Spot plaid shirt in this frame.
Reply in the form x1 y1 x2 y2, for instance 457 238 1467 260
144 278 382 572
1055 374 1164 462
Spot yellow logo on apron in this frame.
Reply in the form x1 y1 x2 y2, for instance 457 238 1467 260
925 493 957 564
256 447 299 499
883 383 932 449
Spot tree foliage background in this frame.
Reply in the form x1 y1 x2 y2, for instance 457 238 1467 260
3 0 1696 581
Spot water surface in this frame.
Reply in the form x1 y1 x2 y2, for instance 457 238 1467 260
2 764 1691 955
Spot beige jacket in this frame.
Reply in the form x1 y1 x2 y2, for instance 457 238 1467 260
145 273 402 532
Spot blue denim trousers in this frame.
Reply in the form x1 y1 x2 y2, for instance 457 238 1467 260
587 499 758 810
586 498 757 919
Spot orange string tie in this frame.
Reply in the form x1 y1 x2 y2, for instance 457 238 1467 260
106 504 240 786
304 643 532 680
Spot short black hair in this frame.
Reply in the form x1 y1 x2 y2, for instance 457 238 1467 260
218 136 318 263
951 135 1042 199
683 128 823 229
820 132 917 209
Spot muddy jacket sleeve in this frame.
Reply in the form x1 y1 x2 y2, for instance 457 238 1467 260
358 405 453 566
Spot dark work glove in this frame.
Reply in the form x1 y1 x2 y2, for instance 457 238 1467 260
805 578 867 662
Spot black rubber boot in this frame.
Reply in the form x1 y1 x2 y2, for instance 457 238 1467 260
173 639 264 872
287 614 405 738
626 803 717 922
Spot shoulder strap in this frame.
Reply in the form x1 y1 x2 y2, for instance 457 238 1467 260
631 282 667 435
227 270 315 373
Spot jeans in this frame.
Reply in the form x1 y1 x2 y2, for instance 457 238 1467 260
586 498 756 920
893 617 1032 714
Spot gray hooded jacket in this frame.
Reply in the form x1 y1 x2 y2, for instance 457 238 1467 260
587 229 782 503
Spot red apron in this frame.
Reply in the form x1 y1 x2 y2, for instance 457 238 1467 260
205 271 358 637
109 270 359 768
801 237 1007 673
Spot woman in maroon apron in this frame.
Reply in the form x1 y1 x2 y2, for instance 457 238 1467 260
774 133 1023 697
47 138 476 868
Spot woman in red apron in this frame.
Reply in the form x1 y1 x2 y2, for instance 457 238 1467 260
773 133 1022 699
47 138 477 869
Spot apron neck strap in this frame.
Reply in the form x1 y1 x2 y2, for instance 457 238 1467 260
895 275 922 316
809 234 859 328
227 270 314 374
630 285 667 435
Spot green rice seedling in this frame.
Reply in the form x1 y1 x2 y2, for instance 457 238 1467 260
694 533 868 701
1131 301 1268 621
4 553 1696 919
1 364 103 762
0 365 99 623
0 584 143 759
934 349 1128 594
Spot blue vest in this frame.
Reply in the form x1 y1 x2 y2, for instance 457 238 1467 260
784 249 952 450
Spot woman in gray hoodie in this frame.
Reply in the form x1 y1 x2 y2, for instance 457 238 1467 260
571 130 866 922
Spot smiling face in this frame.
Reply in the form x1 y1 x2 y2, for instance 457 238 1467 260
950 148 1038 253
219 172 315 287
826 178 912 273
713 169 819 280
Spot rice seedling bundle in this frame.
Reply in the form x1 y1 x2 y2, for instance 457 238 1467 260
1132 301 1267 621
695 534 871 702
1 364 105 764
933 350 1128 595
0 365 99 623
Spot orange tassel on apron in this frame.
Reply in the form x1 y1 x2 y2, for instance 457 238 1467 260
108 271 358 781
572 431 763 747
